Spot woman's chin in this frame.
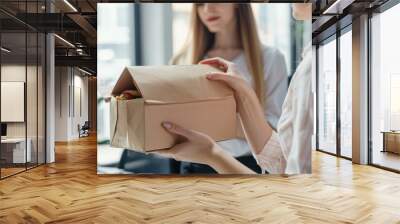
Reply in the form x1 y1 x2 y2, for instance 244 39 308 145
205 26 222 33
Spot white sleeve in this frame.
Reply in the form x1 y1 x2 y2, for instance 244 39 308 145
263 49 288 130
273 49 313 175
253 131 287 174
255 48 313 175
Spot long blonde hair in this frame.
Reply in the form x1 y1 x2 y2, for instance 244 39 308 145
171 4 265 105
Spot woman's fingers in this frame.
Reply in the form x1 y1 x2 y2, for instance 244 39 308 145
206 72 241 90
162 122 196 140
199 57 229 72
199 57 227 66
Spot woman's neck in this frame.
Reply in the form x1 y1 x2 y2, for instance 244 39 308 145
213 23 240 50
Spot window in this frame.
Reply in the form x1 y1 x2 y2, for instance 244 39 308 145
371 3 400 171
172 4 192 55
97 3 136 168
97 3 135 142
316 27 352 159
339 29 352 158
317 37 337 154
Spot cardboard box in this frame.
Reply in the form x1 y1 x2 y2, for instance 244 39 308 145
110 65 237 152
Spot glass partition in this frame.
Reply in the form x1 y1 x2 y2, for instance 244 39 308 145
0 1 46 179
1 30 28 177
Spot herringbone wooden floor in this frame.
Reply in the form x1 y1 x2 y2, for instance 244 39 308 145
1 135 400 224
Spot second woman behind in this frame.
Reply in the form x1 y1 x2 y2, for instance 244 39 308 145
171 3 288 172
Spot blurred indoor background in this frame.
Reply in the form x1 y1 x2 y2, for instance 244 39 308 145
97 3 311 174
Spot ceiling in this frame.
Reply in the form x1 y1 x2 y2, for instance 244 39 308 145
0 0 99 74
312 0 392 44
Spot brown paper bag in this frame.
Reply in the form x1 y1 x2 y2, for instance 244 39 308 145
110 65 237 152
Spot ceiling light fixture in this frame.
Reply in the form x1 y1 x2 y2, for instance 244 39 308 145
63 0 78 12
78 67 93 76
54 34 75 48
323 0 354 15
76 48 85 55
1 47 11 53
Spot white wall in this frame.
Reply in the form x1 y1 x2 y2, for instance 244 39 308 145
55 67 89 141
1 63 47 163
1 65 38 137
55 66 68 141
1 65 27 142
71 73 89 138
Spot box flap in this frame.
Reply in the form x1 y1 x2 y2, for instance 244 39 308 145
111 67 142 97
113 65 234 103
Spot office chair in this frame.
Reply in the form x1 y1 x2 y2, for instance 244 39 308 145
78 121 90 138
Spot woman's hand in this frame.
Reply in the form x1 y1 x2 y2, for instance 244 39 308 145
200 57 255 100
153 122 256 174
200 57 273 154
200 57 238 74
153 122 219 165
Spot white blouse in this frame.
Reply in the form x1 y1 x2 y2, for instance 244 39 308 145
217 45 288 157
254 44 313 174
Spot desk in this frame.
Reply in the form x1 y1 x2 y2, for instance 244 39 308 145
1 138 31 163
382 131 400 155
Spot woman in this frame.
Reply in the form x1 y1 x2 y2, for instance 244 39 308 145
172 3 288 161
154 3 312 174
